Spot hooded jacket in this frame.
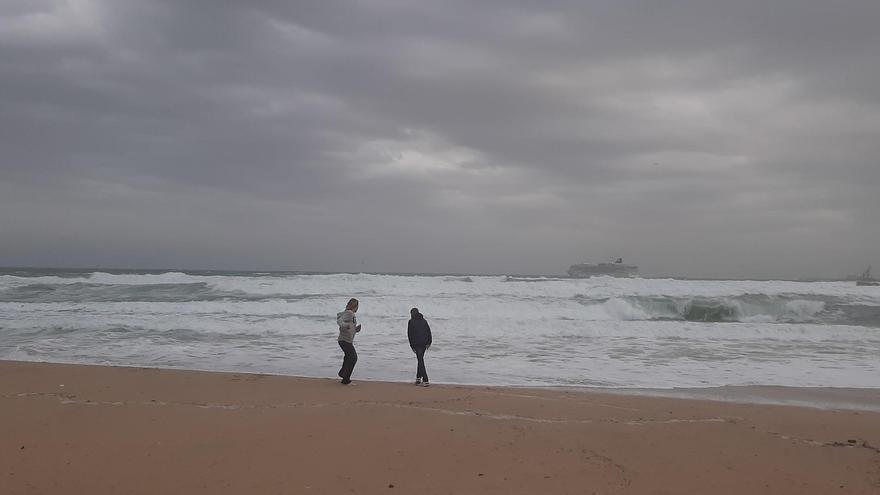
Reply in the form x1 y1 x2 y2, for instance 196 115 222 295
337 310 359 343
407 311 432 348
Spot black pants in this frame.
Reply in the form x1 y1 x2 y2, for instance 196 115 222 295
413 346 428 382
338 340 357 383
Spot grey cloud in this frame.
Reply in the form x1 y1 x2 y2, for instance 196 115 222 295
1 1 879 278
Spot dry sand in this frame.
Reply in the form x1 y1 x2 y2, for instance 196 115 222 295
1 360 878 494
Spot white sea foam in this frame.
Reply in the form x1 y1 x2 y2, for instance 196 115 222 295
1 271 879 389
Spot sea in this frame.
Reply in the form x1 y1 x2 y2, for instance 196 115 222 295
2 268 878 396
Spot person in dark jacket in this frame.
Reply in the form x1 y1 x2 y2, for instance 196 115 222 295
407 307 432 386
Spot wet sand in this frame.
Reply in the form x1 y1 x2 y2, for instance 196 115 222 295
1 360 878 494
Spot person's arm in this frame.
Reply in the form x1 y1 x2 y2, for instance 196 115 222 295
339 312 359 334
425 321 432 348
407 320 415 348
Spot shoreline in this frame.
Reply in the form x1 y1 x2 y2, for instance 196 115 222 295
590 385 880 413
3 360 879 494
5 358 879 412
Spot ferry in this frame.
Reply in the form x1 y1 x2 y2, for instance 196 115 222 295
567 258 638 278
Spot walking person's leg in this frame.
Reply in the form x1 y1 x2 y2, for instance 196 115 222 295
415 346 428 384
338 341 346 378
413 347 422 384
347 344 358 381
342 343 355 381
338 341 357 384
341 348 353 382
338 340 348 378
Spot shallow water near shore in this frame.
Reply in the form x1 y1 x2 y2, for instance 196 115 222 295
2 268 879 392
586 385 880 412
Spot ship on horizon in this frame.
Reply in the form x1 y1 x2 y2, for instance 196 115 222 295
567 258 638 278
856 266 879 286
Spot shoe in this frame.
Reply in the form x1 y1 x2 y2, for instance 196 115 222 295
341 379 351 385
414 378 422 385
421 381 430 387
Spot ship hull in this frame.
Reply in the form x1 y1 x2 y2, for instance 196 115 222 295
567 263 638 278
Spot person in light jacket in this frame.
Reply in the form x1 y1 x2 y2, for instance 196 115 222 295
336 298 361 385
407 307 432 386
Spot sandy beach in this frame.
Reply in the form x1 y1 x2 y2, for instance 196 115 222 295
1 361 878 494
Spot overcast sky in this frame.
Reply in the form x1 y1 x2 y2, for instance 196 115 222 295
2 1 879 278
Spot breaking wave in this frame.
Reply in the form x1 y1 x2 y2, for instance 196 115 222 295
572 294 832 323
0 282 307 303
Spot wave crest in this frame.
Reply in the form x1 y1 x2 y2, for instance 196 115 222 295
575 295 827 323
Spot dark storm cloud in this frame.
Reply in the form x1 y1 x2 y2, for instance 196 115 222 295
1 1 879 277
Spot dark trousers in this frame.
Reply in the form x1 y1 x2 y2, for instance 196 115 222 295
338 340 357 382
413 346 428 381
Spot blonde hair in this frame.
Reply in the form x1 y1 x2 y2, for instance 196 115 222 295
345 298 359 311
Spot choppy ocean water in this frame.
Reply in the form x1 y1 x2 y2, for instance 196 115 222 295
1 268 878 389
